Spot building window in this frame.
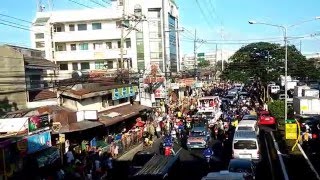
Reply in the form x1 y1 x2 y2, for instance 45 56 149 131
136 32 143 39
94 43 103 50
54 24 65 32
55 43 66 51
95 61 105 69
70 44 77 51
134 4 142 16
117 41 121 48
79 43 89 50
35 41 45 48
35 33 44 39
125 40 131 48
148 8 161 18
77 24 87 31
69 24 75 31
107 61 113 69
92 23 102 30
119 0 123 6
116 21 122 28
59 63 68 70
106 42 112 49
80 62 90 70
137 61 145 71
72 63 78 70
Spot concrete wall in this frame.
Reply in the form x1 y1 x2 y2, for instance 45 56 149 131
0 46 27 109
61 96 130 112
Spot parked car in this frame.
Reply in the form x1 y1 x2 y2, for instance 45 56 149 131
258 110 276 128
228 159 256 179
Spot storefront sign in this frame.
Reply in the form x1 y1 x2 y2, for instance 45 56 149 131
143 76 165 84
112 88 120 100
28 114 50 134
112 86 137 100
37 147 60 168
0 117 28 134
27 131 52 154
154 88 166 98
171 83 179 89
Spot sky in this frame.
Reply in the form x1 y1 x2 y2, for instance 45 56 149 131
1 0 320 56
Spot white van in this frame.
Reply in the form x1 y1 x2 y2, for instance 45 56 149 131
201 171 246 180
236 120 259 135
232 131 260 162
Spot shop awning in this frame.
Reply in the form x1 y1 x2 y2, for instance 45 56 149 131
99 104 150 127
52 120 103 134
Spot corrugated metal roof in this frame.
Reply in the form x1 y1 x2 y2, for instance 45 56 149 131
24 57 57 69
99 104 150 126
33 90 57 101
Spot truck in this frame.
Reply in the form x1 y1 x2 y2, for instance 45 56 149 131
293 97 320 115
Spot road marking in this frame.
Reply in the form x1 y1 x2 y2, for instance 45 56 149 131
175 147 183 156
270 131 289 180
297 143 320 180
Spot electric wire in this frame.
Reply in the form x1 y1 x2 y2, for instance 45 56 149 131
67 0 93 9
88 0 107 7
195 0 213 28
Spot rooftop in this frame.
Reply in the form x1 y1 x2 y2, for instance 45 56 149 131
33 7 121 24
60 82 132 99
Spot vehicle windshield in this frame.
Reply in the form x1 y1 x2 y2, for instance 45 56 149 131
190 131 206 137
233 140 257 149
243 116 257 120
237 127 253 131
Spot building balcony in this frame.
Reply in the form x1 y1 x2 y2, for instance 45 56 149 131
55 49 135 61
52 29 122 42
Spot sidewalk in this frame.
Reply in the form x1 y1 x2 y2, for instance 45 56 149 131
117 137 164 161
117 143 143 161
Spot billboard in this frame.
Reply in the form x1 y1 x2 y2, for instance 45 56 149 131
28 114 50 134
27 131 52 154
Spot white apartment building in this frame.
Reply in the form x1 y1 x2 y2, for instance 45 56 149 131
181 50 234 70
30 0 180 79
181 52 217 70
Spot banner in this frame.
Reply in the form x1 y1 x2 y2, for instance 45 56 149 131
112 86 137 100
28 114 50 134
27 131 52 154
112 88 120 100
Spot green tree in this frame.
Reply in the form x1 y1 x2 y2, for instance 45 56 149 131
221 42 316 83
198 60 210 68
268 100 285 125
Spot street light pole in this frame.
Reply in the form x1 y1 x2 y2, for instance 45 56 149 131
284 27 288 121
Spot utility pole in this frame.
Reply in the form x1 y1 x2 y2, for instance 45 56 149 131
299 40 302 52
220 45 223 71
215 44 218 64
194 29 197 79
220 29 224 72
162 0 167 79
119 0 126 70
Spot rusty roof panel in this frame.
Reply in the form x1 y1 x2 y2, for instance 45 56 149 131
99 104 150 126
